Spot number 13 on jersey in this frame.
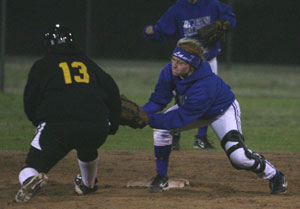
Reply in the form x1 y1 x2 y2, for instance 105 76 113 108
59 61 90 84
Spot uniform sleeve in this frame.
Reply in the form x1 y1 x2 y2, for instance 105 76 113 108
23 62 43 126
215 0 236 27
96 68 121 135
148 82 215 130
142 101 165 115
144 6 178 42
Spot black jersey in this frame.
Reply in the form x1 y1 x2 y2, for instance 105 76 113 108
24 45 121 134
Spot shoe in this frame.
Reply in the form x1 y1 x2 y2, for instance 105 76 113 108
269 172 288 194
171 133 181 151
148 175 169 193
15 173 48 203
74 174 98 195
193 135 215 149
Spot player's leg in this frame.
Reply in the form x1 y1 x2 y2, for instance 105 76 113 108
208 57 218 75
148 128 172 193
194 126 215 149
211 100 287 194
74 122 109 195
75 145 99 195
75 151 99 195
193 57 218 149
171 132 181 150
149 105 177 192
16 123 70 202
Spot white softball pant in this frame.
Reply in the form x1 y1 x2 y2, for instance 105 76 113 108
208 57 218 75
153 100 276 179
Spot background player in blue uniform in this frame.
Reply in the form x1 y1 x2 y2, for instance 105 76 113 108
143 0 236 150
142 38 287 195
15 24 121 203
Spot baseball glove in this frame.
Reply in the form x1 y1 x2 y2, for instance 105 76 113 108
119 95 149 129
197 19 231 47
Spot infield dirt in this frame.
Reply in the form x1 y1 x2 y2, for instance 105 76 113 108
0 150 299 209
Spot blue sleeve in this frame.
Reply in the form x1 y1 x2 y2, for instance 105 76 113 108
142 101 165 115
144 6 177 42
215 0 236 27
142 64 174 114
148 81 216 130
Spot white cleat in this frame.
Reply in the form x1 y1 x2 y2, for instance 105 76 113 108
15 173 48 203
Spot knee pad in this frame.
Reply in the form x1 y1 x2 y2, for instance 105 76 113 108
153 129 172 146
221 130 266 173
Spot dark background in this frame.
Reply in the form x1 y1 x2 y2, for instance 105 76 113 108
1 0 299 65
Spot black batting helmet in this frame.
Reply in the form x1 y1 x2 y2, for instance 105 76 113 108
44 24 74 47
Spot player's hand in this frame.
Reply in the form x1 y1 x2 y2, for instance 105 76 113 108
145 25 154 35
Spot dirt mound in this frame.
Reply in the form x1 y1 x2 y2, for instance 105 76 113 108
1 150 299 209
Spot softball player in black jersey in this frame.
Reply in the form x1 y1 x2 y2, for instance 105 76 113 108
15 24 121 203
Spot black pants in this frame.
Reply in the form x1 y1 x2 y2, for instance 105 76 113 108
25 121 109 173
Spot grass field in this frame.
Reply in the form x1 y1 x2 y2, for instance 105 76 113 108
0 57 299 152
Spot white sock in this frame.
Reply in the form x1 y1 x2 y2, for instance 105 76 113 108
78 157 98 188
19 167 39 185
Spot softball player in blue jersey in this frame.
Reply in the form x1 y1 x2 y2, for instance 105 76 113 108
142 38 287 194
144 0 236 150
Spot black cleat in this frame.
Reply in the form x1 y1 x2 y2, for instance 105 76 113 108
193 135 215 149
269 172 288 194
74 174 98 195
148 175 169 193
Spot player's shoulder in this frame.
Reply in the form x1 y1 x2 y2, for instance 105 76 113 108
166 1 182 14
30 57 48 71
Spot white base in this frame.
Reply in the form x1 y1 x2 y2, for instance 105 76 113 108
127 178 189 188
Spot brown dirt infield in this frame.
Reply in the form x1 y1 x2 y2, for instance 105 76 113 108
0 150 299 209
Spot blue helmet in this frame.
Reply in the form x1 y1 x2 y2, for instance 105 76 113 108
44 24 74 47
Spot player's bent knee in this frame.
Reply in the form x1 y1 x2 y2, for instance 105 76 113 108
221 130 266 173
153 129 172 146
77 149 98 162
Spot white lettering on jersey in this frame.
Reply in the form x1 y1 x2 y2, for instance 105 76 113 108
183 16 211 37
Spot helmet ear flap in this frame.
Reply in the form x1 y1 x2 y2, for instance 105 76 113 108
44 24 75 47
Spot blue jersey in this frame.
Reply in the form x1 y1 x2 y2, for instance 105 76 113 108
144 0 236 60
142 61 235 130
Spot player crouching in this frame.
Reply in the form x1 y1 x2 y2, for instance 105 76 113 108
135 38 288 194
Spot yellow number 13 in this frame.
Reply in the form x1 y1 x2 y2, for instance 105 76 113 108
59 61 90 84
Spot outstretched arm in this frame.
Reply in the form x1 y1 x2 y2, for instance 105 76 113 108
143 6 178 42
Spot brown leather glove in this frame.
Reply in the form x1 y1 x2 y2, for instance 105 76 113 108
119 95 148 129
198 19 231 47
